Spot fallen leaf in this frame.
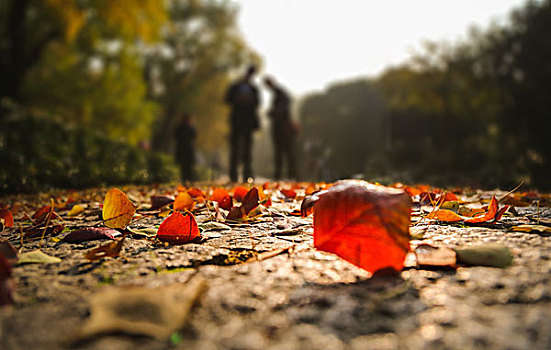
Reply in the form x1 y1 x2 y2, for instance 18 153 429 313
414 244 457 267
18 250 62 264
454 244 513 267
409 226 427 239
150 195 174 210
226 206 246 222
0 241 17 265
232 186 249 202
126 227 158 237
426 209 463 222
24 224 65 239
280 188 297 199
211 188 232 211
0 210 14 228
157 212 200 245
173 191 195 211
465 196 499 223
199 221 231 231
62 227 120 243
102 188 137 229
246 247 292 262
310 180 411 274
85 235 126 261
242 187 259 214
67 204 85 217
510 224 551 233
76 275 207 340
0 255 14 306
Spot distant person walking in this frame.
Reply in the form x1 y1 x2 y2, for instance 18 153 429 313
264 76 297 180
173 113 196 182
225 65 260 182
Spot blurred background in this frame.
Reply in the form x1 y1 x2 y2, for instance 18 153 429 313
1 0 549 193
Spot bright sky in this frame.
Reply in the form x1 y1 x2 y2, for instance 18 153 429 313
233 0 526 96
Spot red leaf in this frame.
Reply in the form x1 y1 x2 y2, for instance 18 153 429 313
242 187 259 215
157 211 200 245
232 186 249 202
281 189 297 199
0 210 13 228
465 196 499 223
312 180 411 274
211 188 233 211
62 227 120 243
0 255 14 306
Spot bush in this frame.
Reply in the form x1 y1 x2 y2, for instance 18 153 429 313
0 104 178 194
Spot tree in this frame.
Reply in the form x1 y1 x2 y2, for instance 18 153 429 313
145 0 259 154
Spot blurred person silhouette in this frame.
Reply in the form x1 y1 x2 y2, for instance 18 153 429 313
173 113 196 182
264 76 297 180
225 65 260 182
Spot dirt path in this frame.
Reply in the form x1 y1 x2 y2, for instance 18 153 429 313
1 184 550 349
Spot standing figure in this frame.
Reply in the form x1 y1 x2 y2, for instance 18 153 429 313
264 76 297 180
173 113 197 182
225 65 260 182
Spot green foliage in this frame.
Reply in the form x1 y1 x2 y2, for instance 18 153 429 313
0 106 178 194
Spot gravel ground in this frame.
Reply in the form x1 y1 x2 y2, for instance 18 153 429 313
0 186 550 350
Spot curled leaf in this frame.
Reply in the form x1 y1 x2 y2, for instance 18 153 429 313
157 211 200 245
465 196 499 223
102 189 137 229
312 180 411 274
242 187 259 215
85 235 126 261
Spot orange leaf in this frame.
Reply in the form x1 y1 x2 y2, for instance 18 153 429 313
242 187 259 214
157 211 200 245
173 191 195 211
281 189 297 199
187 187 206 201
232 186 248 202
426 209 463 222
465 196 499 223
312 180 411 274
85 235 126 261
0 210 14 228
102 188 137 229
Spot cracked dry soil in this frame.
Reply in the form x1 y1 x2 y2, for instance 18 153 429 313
0 186 550 350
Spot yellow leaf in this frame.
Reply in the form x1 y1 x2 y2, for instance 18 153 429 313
510 224 551 233
68 204 85 216
102 189 137 229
